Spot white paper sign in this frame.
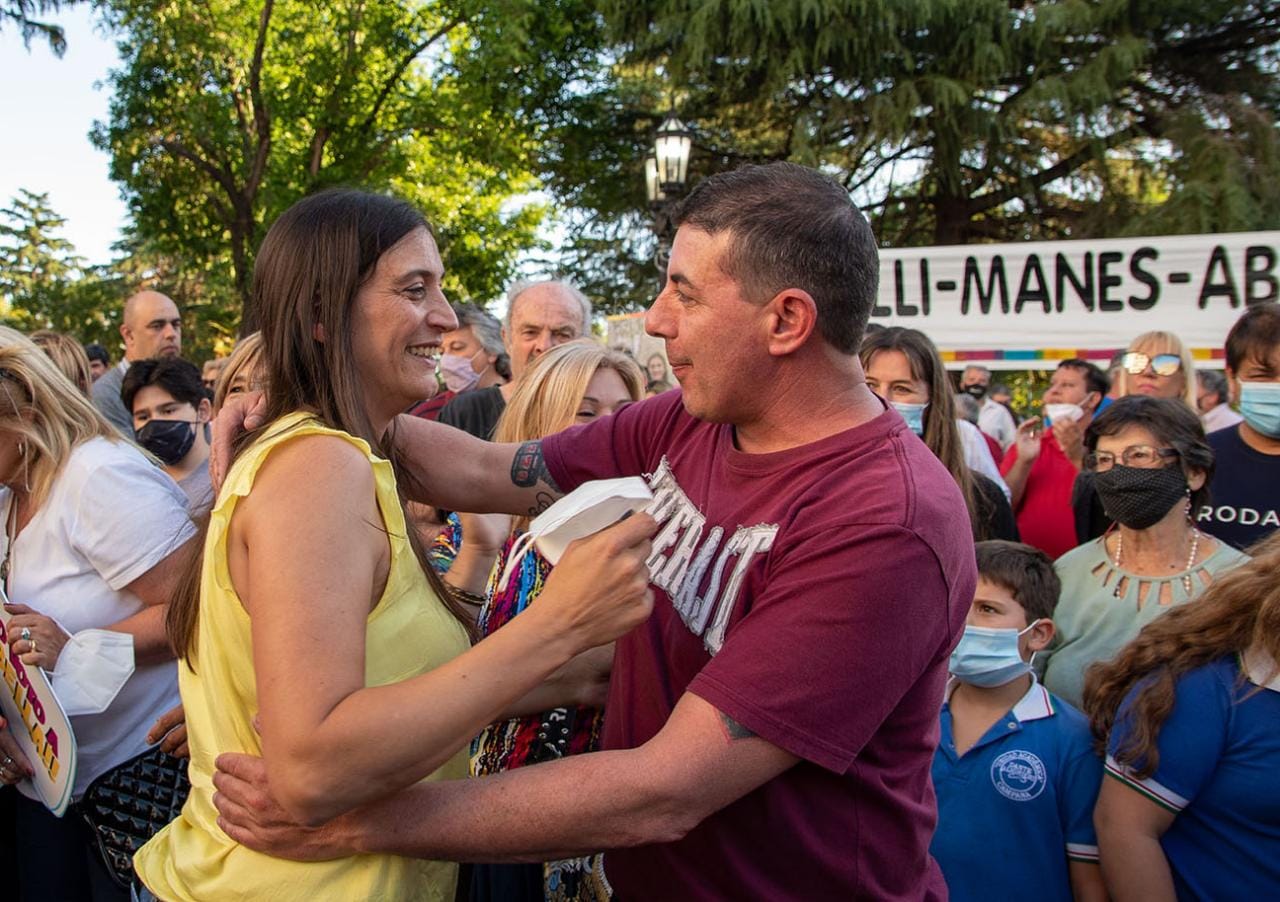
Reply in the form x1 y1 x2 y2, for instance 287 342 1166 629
0 591 77 816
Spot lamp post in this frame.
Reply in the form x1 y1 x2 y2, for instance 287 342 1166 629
646 112 693 271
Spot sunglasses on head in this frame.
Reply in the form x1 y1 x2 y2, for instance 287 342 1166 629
1122 351 1181 377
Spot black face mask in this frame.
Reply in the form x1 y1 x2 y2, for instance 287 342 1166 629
1094 464 1189 530
136 419 197 466
963 384 987 400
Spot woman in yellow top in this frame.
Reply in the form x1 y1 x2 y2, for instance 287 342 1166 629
135 189 656 901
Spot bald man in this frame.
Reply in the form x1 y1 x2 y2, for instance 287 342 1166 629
92 290 183 433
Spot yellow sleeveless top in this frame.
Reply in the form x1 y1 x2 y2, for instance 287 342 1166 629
135 413 470 901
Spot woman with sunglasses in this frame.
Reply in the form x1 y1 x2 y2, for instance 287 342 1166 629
1041 396 1248 710
1074 333 1200 542
1116 331 1197 411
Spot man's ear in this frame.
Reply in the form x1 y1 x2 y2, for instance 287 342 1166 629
1225 367 1240 405
764 289 819 357
196 397 212 422
1082 390 1101 413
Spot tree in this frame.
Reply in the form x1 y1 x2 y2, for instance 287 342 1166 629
92 0 599 329
0 189 120 344
2 0 80 55
544 0 1278 309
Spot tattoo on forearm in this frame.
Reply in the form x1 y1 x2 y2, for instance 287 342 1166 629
528 491 555 518
718 711 756 741
511 441 561 492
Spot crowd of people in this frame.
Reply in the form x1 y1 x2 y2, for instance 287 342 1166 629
0 161 1275 901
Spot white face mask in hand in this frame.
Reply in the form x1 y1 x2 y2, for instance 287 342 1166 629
496 476 654 593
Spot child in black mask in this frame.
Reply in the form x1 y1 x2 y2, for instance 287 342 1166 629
121 357 213 513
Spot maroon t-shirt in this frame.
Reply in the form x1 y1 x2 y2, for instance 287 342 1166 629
541 390 975 900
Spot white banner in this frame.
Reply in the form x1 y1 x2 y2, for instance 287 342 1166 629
872 231 1280 369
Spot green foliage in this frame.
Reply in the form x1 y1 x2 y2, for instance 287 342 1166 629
546 0 1279 309
0 189 121 346
998 370 1055 422
92 0 595 332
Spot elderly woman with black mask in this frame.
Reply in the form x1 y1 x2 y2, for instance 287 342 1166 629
1041 397 1249 709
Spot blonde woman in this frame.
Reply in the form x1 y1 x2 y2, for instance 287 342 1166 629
30 329 93 397
1117 331 1197 412
0 327 196 902
463 339 644 902
211 331 265 414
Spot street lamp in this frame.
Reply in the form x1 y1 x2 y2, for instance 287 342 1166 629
653 113 693 194
646 112 693 271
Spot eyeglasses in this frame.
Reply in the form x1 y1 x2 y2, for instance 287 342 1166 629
1084 445 1180 472
1123 352 1181 377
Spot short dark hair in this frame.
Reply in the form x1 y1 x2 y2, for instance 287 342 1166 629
674 162 879 354
975 540 1061 623
1224 302 1280 372
1085 395 1215 512
121 357 206 414
83 343 109 366
1057 357 1110 396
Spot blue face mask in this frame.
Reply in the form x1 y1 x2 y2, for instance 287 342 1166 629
892 401 928 436
1239 381 1280 439
949 621 1041 688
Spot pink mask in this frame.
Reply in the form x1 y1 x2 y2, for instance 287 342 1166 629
440 351 485 393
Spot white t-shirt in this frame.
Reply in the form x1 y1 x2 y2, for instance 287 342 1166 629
4 436 195 799
978 396 1017 450
957 419 1011 500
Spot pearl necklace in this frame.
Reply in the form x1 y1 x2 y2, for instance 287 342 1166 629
1112 527 1200 597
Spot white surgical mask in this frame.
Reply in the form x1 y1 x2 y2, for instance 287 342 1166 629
1044 403 1084 426
949 620 1042 688
49 629 135 716
496 476 653 592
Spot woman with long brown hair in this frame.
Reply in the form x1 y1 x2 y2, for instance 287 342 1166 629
133 189 655 901
1082 532 1280 901
860 327 1016 541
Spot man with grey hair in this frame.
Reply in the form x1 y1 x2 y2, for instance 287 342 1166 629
1196 368 1242 434
959 363 1016 450
437 279 592 439
93 289 183 433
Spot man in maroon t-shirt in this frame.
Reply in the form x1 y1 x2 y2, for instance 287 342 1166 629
214 163 976 899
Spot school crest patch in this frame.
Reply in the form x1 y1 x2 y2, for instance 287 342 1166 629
990 750 1047 801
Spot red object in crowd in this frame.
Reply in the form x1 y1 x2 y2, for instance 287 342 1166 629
409 390 454 421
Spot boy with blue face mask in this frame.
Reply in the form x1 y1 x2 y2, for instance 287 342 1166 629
932 540 1106 902
1200 302 1280 549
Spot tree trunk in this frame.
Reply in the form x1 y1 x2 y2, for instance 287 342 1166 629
932 195 973 246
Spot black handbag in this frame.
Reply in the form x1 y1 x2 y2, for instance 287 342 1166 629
78 745 191 889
